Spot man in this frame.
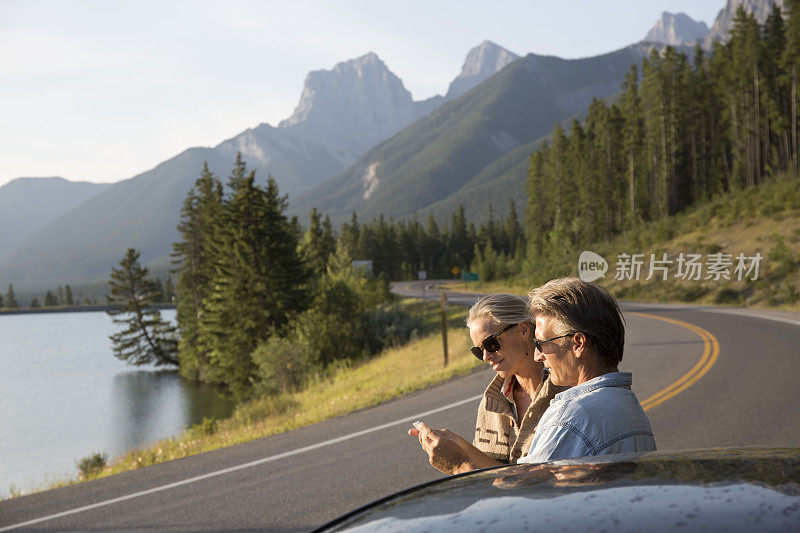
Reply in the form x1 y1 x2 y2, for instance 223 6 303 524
410 277 655 472
518 276 655 463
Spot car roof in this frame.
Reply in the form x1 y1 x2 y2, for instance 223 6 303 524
316 447 800 532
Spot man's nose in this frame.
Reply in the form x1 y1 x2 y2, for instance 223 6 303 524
533 350 544 362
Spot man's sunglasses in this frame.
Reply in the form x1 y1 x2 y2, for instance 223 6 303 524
533 333 578 353
471 323 518 360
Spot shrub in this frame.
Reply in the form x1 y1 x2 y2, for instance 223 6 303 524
77 452 107 479
676 284 709 302
768 234 796 277
252 334 309 394
714 287 741 305
193 416 217 436
365 302 422 353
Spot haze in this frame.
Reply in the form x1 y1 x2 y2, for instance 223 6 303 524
0 0 722 187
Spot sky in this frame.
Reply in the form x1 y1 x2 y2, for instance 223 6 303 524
0 0 726 188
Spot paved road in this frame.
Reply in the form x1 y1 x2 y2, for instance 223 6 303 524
2 282 799 531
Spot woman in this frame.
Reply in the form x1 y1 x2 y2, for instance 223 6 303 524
409 293 569 473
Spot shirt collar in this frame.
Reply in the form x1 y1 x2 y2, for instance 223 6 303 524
553 371 632 403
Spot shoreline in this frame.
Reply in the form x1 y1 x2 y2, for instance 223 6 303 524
0 304 176 316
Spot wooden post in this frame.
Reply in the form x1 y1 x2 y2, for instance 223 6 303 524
441 291 449 367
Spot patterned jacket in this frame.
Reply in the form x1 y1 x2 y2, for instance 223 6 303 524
473 374 570 464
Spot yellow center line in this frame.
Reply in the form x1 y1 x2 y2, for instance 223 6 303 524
628 311 720 412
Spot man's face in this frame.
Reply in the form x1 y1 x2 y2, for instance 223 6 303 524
533 315 580 386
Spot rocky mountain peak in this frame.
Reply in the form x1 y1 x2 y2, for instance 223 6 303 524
279 52 412 129
277 52 416 161
446 40 519 99
703 0 785 48
643 12 710 46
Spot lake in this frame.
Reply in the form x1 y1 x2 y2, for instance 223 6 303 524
0 310 233 498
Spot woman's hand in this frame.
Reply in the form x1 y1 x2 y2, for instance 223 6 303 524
408 422 471 475
408 422 503 475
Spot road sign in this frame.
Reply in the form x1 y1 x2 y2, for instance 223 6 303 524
461 272 479 282
352 260 373 275
418 270 427 280
451 266 460 276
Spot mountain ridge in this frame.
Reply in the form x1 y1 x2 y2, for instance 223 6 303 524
0 177 110 264
0 43 520 290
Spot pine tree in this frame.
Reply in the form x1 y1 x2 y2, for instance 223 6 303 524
30 297 40 308
163 276 174 303
172 162 224 380
6 285 18 309
45 290 57 307
65 285 73 306
783 0 800 172
107 248 178 367
300 208 335 276
199 161 309 394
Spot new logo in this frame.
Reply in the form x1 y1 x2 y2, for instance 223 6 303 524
578 251 608 282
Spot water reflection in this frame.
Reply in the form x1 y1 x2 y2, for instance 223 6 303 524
0 311 233 498
110 370 232 453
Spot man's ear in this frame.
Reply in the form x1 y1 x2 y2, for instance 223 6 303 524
571 332 588 358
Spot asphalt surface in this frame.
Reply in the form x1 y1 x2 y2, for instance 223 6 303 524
2 281 799 532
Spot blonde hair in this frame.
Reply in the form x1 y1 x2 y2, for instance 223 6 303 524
467 293 532 329
528 277 625 365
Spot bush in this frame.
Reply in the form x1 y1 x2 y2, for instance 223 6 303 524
714 287 741 305
252 335 309 394
365 302 422 353
676 284 709 302
192 416 218 436
77 452 107 479
768 234 796 277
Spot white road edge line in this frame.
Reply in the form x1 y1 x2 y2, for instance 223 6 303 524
699 308 800 327
623 302 800 327
0 394 483 532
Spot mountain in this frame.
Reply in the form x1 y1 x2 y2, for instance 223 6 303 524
0 45 517 290
703 0 785 48
277 52 423 168
643 12 710 46
289 44 652 226
446 41 519 99
0 177 109 263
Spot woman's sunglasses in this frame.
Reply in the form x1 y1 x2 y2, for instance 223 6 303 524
471 323 518 360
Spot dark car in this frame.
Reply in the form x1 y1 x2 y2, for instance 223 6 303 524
316 447 800 532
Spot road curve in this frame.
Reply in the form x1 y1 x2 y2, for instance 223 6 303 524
1 283 799 531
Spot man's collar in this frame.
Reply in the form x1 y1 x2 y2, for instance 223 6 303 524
553 371 632 402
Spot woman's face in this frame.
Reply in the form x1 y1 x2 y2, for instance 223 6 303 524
469 317 534 379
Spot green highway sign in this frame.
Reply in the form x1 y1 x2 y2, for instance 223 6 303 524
461 272 478 282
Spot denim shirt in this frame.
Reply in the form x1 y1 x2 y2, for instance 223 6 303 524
518 372 656 464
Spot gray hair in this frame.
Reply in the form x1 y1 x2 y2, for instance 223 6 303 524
467 293 532 329
528 277 625 366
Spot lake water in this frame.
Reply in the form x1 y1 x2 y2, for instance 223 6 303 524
0 310 233 498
